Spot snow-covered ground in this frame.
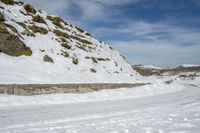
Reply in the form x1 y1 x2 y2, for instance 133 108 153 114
0 80 200 133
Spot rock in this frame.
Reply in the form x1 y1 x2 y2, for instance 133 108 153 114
72 57 78 65
90 68 97 73
61 43 71 49
47 15 63 28
43 55 54 63
0 0 14 5
24 4 36 14
0 12 5 22
28 25 48 34
32 15 46 24
0 24 32 56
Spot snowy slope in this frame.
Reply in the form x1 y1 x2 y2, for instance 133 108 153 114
0 1 140 84
0 80 200 133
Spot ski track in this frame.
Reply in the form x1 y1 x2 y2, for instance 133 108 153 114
0 83 200 133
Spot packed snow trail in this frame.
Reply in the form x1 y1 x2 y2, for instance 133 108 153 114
0 82 200 133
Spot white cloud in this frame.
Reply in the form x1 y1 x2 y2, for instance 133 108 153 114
92 20 200 67
93 20 200 45
92 0 138 6
111 40 200 67
22 0 138 20
73 1 106 20
22 0 71 15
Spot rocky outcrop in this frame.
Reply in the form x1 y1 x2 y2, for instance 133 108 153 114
43 54 54 63
0 0 15 5
0 23 32 56
0 83 146 95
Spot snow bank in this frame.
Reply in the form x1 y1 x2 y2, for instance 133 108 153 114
0 81 186 107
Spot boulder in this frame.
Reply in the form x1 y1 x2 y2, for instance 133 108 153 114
0 24 32 56
43 55 54 63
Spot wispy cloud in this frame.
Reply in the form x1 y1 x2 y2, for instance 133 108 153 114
92 20 200 67
22 0 71 14
93 20 200 44
112 40 200 67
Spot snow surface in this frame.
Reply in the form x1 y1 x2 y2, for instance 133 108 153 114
0 80 200 133
0 1 140 84
136 65 163 70
180 64 200 68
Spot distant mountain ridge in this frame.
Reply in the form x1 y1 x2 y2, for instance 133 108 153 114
0 0 140 84
133 64 200 77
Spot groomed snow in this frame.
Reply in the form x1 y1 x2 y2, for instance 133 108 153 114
0 80 200 133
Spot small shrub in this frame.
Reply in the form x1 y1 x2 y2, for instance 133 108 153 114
61 43 71 49
21 29 35 37
3 23 18 33
16 22 26 29
91 57 98 63
71 35 92 45
40 49 45 52
75 26 84 33
53 30 92 45
60 37 66 42
53 30 70 39
90 68 96 73
75 45 88 52
0 0 14 5
72 57 78 65
109 46 113 50
85 32 91 36
85 56 90 59
114 71 119 74
16 1 24 6
24 4 36 14
61 51 69 57
47 16 63 28
29 25 48 34
22 46 32 56
32 15 46 24
97 58 109 61
165 80 173 84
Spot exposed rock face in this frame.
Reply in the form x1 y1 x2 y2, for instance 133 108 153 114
43 55 54 63
23 4 36 14
0 23 32 56
0 83 146 95
0 0 14 5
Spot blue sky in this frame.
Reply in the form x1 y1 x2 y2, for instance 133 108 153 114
23 0 200 67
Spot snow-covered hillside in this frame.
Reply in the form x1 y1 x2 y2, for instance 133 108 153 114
0 0 140 84
0 79 200 133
